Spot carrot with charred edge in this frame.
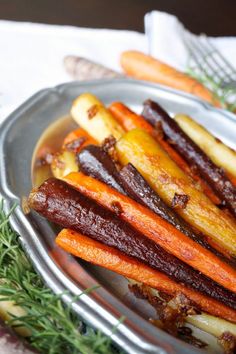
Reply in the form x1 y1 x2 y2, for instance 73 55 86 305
174 114 236 179
119 163 234 265
78 145 125 194
64 172 236 293
77 142 231 263
56 229 236 323
120 51 220 107
142 100 236 217
63 127 96 151
109 102 220 205
116 129 236 256
30 178 236 306
76 142 230 263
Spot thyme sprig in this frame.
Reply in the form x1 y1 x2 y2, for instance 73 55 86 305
0 200 121 354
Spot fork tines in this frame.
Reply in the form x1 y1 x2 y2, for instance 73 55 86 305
184 32 236 86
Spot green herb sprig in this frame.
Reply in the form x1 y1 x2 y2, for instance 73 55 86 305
187 67 236 112
0 200 121 354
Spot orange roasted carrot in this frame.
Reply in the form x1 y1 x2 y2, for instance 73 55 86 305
109 102 220 205
109 102 154 134
121 51 220 107
56 228 236 323
63 172 236 293
63 128 96 151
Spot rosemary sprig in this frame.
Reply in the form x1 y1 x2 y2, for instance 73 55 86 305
0 200 121 354
186 67 236 111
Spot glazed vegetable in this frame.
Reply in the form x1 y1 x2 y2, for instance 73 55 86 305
51 150 78 179
174 114 236 178
130 281 236 339
187 313 236 338
77 144 228 262
116 129 236 256
78 145 125 194
119 163 232 264
109 102 154 135
51 127 96 179
56 229 236 323
120 51 219 106
142 100 236 217
109 102 220 204
70 93 125 143
63 172 236 292
29 178 236 305
63 127 96 151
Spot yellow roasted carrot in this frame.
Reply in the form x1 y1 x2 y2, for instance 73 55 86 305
175 114 236 178
70 93 125 143
116 129 236 255
51 150 78 179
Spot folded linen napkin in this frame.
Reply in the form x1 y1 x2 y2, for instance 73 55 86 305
0 21 147 123
2 12 236 124
145 11 236 71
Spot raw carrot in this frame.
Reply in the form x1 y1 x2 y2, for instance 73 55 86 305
56 228 236 323
120 51 220 107
63 172 236 293
109 102 220 205
63 127 96 151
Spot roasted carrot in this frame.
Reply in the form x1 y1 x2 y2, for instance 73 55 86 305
120 51 220 107
109 102 220 205
71 93 125 143
63 172 236 293
78 145 125 194
119 163 233 264
30 178 236 305
56 228 236 323
109 102 154 135
76 142 230 263
174 114 236 179
143 100 236 217
63 127 96 151
116 129 236 256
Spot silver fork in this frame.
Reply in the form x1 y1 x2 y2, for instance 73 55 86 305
183 32 236 90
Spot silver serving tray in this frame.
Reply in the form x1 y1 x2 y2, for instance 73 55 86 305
0 79 236 354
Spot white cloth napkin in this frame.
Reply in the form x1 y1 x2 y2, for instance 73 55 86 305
0 21 147 123
1 12 236 123
145 11 236 71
